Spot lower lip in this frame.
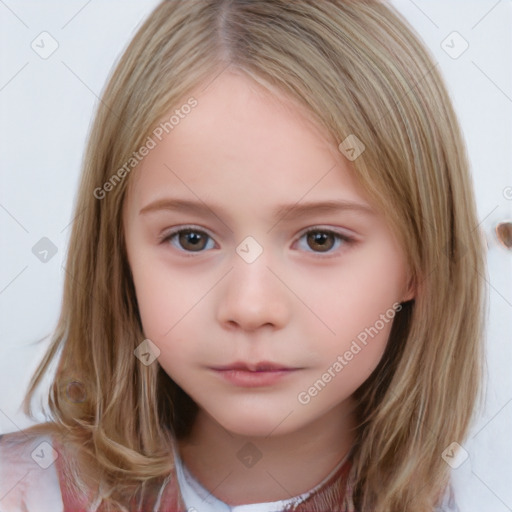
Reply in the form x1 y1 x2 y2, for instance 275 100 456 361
212 369 298 387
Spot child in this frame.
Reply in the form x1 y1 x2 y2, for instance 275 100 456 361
0 1 485 511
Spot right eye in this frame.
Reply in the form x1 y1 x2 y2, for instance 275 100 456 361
159 226 216 253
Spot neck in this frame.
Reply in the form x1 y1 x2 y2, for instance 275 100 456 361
177 399 356 505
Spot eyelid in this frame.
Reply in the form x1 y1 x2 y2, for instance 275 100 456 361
296 225 355 239
158 224 215 241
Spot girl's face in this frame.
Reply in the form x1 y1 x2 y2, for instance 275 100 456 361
123 71 414 437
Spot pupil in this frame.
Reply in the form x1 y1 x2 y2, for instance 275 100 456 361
180 231 205 250
308 232 333 252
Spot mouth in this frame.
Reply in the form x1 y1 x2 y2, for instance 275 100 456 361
211 361 296 372
209 361 301 388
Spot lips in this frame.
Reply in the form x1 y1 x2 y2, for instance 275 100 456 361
210 361 300 388
211 361 295 372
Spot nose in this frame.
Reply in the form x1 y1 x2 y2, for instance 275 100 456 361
215 251 291 332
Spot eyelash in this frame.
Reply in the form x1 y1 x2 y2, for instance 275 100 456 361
158 225 356 257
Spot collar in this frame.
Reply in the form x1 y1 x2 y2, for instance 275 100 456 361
171 443 351 512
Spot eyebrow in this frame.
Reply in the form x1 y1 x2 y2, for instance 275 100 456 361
139 198 375 222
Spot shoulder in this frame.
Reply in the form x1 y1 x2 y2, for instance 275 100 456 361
435 483 459 512
0 431 64 512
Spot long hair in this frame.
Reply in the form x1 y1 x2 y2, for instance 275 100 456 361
23 1 486 510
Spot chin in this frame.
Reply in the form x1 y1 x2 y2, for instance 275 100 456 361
222 421 282 438
208 408 299 438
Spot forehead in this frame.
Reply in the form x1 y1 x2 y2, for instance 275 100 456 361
126 71 371 212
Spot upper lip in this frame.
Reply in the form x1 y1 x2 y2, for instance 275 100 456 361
211 361 296 372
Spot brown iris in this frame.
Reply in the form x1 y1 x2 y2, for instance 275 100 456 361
178 229 208 251
306 231 335 252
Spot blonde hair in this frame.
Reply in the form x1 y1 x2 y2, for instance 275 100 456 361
24 1 486 510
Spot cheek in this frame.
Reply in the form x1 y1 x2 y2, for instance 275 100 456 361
315 265 403 343
351 237 404 305
312 309 395 403
299 242 404 380
129 256 186 339
129 258 216 374
132 274 199 378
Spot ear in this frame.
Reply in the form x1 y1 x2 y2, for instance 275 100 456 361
401 274 416 303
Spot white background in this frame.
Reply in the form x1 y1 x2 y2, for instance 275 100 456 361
0 1 511 510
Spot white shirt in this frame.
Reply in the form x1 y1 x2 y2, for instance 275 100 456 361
0 433 459 511
0 432 351 512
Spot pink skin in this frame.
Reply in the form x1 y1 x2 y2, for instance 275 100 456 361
123 71 414 504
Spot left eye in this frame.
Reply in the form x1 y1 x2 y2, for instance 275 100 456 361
296 229 353 254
